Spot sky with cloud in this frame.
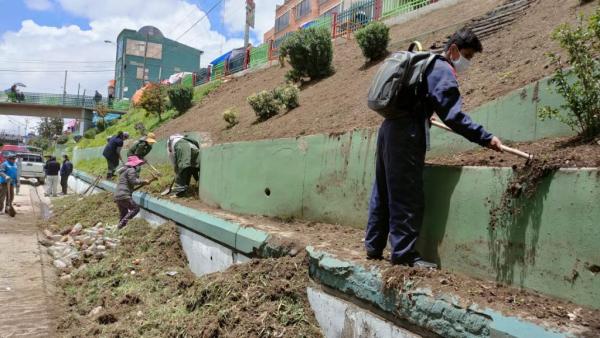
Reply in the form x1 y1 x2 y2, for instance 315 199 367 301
0 0 281 133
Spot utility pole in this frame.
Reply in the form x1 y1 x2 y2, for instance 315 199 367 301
141 33 149 89
63 70 68 105
245 0 255 48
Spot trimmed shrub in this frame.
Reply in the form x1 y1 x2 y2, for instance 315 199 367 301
355 21 390 61
83 128 97 139
279 27 334 82
56 135 69 145
167 85 194 115
223 108 239 129
247 91 280 121
273 83 300 110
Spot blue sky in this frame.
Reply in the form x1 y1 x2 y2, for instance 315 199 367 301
0 0 280 133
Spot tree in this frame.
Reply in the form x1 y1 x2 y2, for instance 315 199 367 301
138 83 167 121
37 117 63 139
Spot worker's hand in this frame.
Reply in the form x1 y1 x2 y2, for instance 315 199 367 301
488 136 503 152
143 179 151 185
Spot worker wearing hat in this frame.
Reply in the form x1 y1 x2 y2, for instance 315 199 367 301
0 152 18 214
114 155 150 229
127 132 157 160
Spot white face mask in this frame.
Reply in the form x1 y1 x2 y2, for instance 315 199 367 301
452 50 471 74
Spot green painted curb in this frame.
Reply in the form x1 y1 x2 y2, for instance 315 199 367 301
307 247 577 338
72 170 270 255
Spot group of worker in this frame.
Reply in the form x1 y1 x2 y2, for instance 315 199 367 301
43 155 73 197
71 27 501 270
103 131 200 229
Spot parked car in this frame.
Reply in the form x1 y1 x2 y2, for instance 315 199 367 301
0 144 29 162
18 152 45 185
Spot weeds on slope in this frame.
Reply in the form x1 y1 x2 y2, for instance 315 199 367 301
53 194 321 337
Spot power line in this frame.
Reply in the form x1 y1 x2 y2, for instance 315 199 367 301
0 69 115 73
0 59 113 64
176 0 224 41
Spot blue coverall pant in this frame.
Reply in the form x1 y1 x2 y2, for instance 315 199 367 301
364 117 426 264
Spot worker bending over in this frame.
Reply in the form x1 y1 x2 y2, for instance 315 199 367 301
127 132 157 160
167 133 200 197
102 131 129 179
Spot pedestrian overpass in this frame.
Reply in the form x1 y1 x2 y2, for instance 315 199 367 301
0 92 129 134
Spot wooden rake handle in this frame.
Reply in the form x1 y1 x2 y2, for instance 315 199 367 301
430 120 533 160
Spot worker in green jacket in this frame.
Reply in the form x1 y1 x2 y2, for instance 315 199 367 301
127 132 157 160
167 133 200 197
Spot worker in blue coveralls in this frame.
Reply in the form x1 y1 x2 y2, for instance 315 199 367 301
364 28 503 269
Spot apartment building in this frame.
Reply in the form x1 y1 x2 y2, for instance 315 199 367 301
263 0 342 43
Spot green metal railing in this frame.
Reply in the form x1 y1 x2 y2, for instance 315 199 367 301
2 91 130 112
249 44 269 69
311 15 333 33
382 0 430 20
333 0 376 37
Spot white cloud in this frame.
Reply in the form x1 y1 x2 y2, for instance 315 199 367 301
0 0 255 133
0 1 248 95
221 0 283 43
24 0 53 11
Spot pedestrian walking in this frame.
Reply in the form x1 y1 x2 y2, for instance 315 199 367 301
167 133 200 197
114 156 149 229
43 156 60 197
102 131 129 179
364 28 503 269
59 155 73 195
94 90 102 105
0 152 18 214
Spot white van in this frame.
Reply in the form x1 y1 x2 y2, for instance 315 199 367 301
18 152 46 184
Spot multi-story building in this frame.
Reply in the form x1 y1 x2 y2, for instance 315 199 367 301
263 0 342 43
114 26 203 100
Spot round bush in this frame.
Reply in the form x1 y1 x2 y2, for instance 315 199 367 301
247 91 280 121
355 21 390 61
280 27 334 82
273 84 300 110
83 128 97 139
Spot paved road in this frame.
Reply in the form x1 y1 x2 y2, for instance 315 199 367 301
0 185 56 337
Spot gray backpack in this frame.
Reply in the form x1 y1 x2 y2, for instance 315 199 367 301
367 50 440 119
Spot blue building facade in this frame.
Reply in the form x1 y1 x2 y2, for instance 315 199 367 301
114 26 203 99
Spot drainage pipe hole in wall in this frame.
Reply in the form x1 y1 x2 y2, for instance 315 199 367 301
264 188 271 197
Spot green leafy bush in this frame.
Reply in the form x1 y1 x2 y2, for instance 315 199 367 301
280 27 334 82
83 128 97 140
247 90 280 121
167 85 194 115
355 21 390 61
95 118 106 132
273 83 300 110
223 108 239 129
56 135 69 145
138 83 167 121
538 8 600 141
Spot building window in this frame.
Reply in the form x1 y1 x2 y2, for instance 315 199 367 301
295 0 311 19
136 67 149 80
275 11 290 33
126 39 162 59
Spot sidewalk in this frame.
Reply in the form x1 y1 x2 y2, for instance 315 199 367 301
0 185 56 337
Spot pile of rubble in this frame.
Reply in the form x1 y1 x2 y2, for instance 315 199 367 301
40 222 120 277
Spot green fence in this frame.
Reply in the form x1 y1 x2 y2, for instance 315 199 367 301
311 15 333 34
333 0 376 37
382 0 430 20
249 44 269 69
210 62 225 81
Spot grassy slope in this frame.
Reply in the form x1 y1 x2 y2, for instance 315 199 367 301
75 81 222 150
